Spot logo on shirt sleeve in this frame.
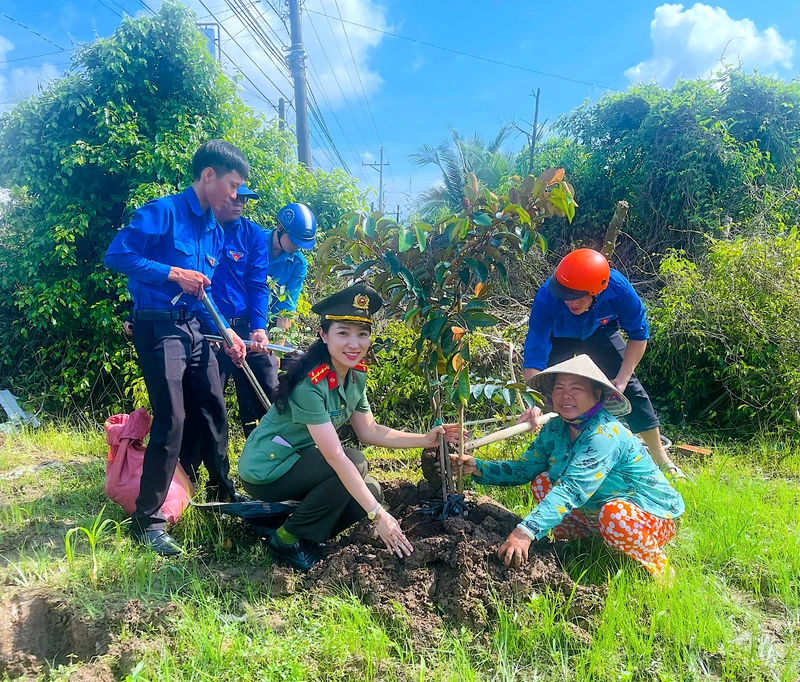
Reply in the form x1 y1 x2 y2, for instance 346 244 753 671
229 250 245 262
206 254 216 267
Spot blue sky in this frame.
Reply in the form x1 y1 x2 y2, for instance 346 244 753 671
2 1 799 213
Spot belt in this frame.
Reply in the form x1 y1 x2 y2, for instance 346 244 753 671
229 316 250 327
134 309 196 321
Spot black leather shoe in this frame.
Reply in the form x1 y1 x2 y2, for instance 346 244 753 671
131 528 183 556
267 534 323 571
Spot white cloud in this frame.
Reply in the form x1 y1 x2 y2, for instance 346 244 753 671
410 55 425 72
625 3 795 84
187 0 387 112
0 35 63 111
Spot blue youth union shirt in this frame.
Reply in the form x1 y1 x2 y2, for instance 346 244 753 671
523 269 649 370
103 187 228 330
264 228 308 319
209 217 270 331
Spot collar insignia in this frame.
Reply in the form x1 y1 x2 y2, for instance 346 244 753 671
308 363 331 385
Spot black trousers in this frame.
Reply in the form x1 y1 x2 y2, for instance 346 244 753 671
241 446 383 543
132 317 234 532
548 325 660 433
180 323 277 488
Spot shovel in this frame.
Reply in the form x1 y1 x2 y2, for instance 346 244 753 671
200 297 273 412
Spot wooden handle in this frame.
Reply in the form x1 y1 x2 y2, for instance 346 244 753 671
465 412 558 451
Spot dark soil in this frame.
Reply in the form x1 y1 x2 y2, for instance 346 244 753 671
310 480 603 636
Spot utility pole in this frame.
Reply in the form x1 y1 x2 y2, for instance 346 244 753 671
396 204 400 222
363 145 388 212
278 97 286 130
528 87 541 174
287 0 311 167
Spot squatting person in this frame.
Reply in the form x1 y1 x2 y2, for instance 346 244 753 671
237 283 461 571
452 354 685 579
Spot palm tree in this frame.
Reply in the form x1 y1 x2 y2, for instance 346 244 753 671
410 125 516 218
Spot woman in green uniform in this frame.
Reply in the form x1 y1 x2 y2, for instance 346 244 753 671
238 283 461 571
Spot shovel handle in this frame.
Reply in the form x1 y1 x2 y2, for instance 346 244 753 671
465 412 558 451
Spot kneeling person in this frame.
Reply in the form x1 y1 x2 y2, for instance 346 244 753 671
238 284 460 571
454 354 684 579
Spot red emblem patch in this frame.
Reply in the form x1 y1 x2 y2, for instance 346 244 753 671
599 317 610 325
327 373 339 389
229 250 244 261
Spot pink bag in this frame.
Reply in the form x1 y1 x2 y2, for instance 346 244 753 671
104 409 194 524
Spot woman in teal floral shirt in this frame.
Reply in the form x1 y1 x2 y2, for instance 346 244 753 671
454 354 684 578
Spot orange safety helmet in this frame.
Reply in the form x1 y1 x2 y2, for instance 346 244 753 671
548 248 610 300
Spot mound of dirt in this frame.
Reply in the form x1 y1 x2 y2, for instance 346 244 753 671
310 480 603 635
0 591 110 679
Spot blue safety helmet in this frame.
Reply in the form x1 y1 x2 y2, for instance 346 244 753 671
277 202 317 250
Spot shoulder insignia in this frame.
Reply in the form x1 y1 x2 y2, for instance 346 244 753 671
354 361 368 372
308 363 331 385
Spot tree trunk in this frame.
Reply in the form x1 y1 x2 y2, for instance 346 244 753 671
601 201 630 258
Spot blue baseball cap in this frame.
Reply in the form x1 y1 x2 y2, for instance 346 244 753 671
237 183 260 200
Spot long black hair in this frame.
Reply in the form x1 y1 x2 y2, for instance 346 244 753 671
274 322 332 412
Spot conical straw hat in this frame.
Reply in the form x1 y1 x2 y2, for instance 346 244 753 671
528 354 632 417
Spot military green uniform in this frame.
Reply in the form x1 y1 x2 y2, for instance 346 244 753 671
238 360 382 542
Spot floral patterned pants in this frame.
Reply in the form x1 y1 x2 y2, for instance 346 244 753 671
531 472 676 577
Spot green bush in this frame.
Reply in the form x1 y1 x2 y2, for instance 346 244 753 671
367 320 430 429
640 233 800 435
0 1 364 415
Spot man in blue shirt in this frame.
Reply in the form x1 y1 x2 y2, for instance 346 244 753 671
180 198 317 486
523 248 679 475
104 140 249 556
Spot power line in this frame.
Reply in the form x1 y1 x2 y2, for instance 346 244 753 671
131 0 156 16
329 0 398 208
0 61 72 72
304 8 372 150
239 0 352 173
196 0 290 107
1 49 74 64
229 0 346 171
300 7 370 183
305 9 620 92
95 0 124 19
2 14 66 51
316 1 375 148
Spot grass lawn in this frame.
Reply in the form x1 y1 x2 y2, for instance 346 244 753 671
0 423 799 681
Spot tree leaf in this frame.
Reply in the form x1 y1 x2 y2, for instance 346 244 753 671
346 215 359 240
398 228 415 253
413 225 428 252
457 368 470 406
352 259 378 279
472 212 492 227
364 215 376 238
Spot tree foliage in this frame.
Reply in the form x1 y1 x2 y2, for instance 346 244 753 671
640 233 800 435
0 0 364 412
410 124 517 220
318 168 577 423
534 69 800 263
